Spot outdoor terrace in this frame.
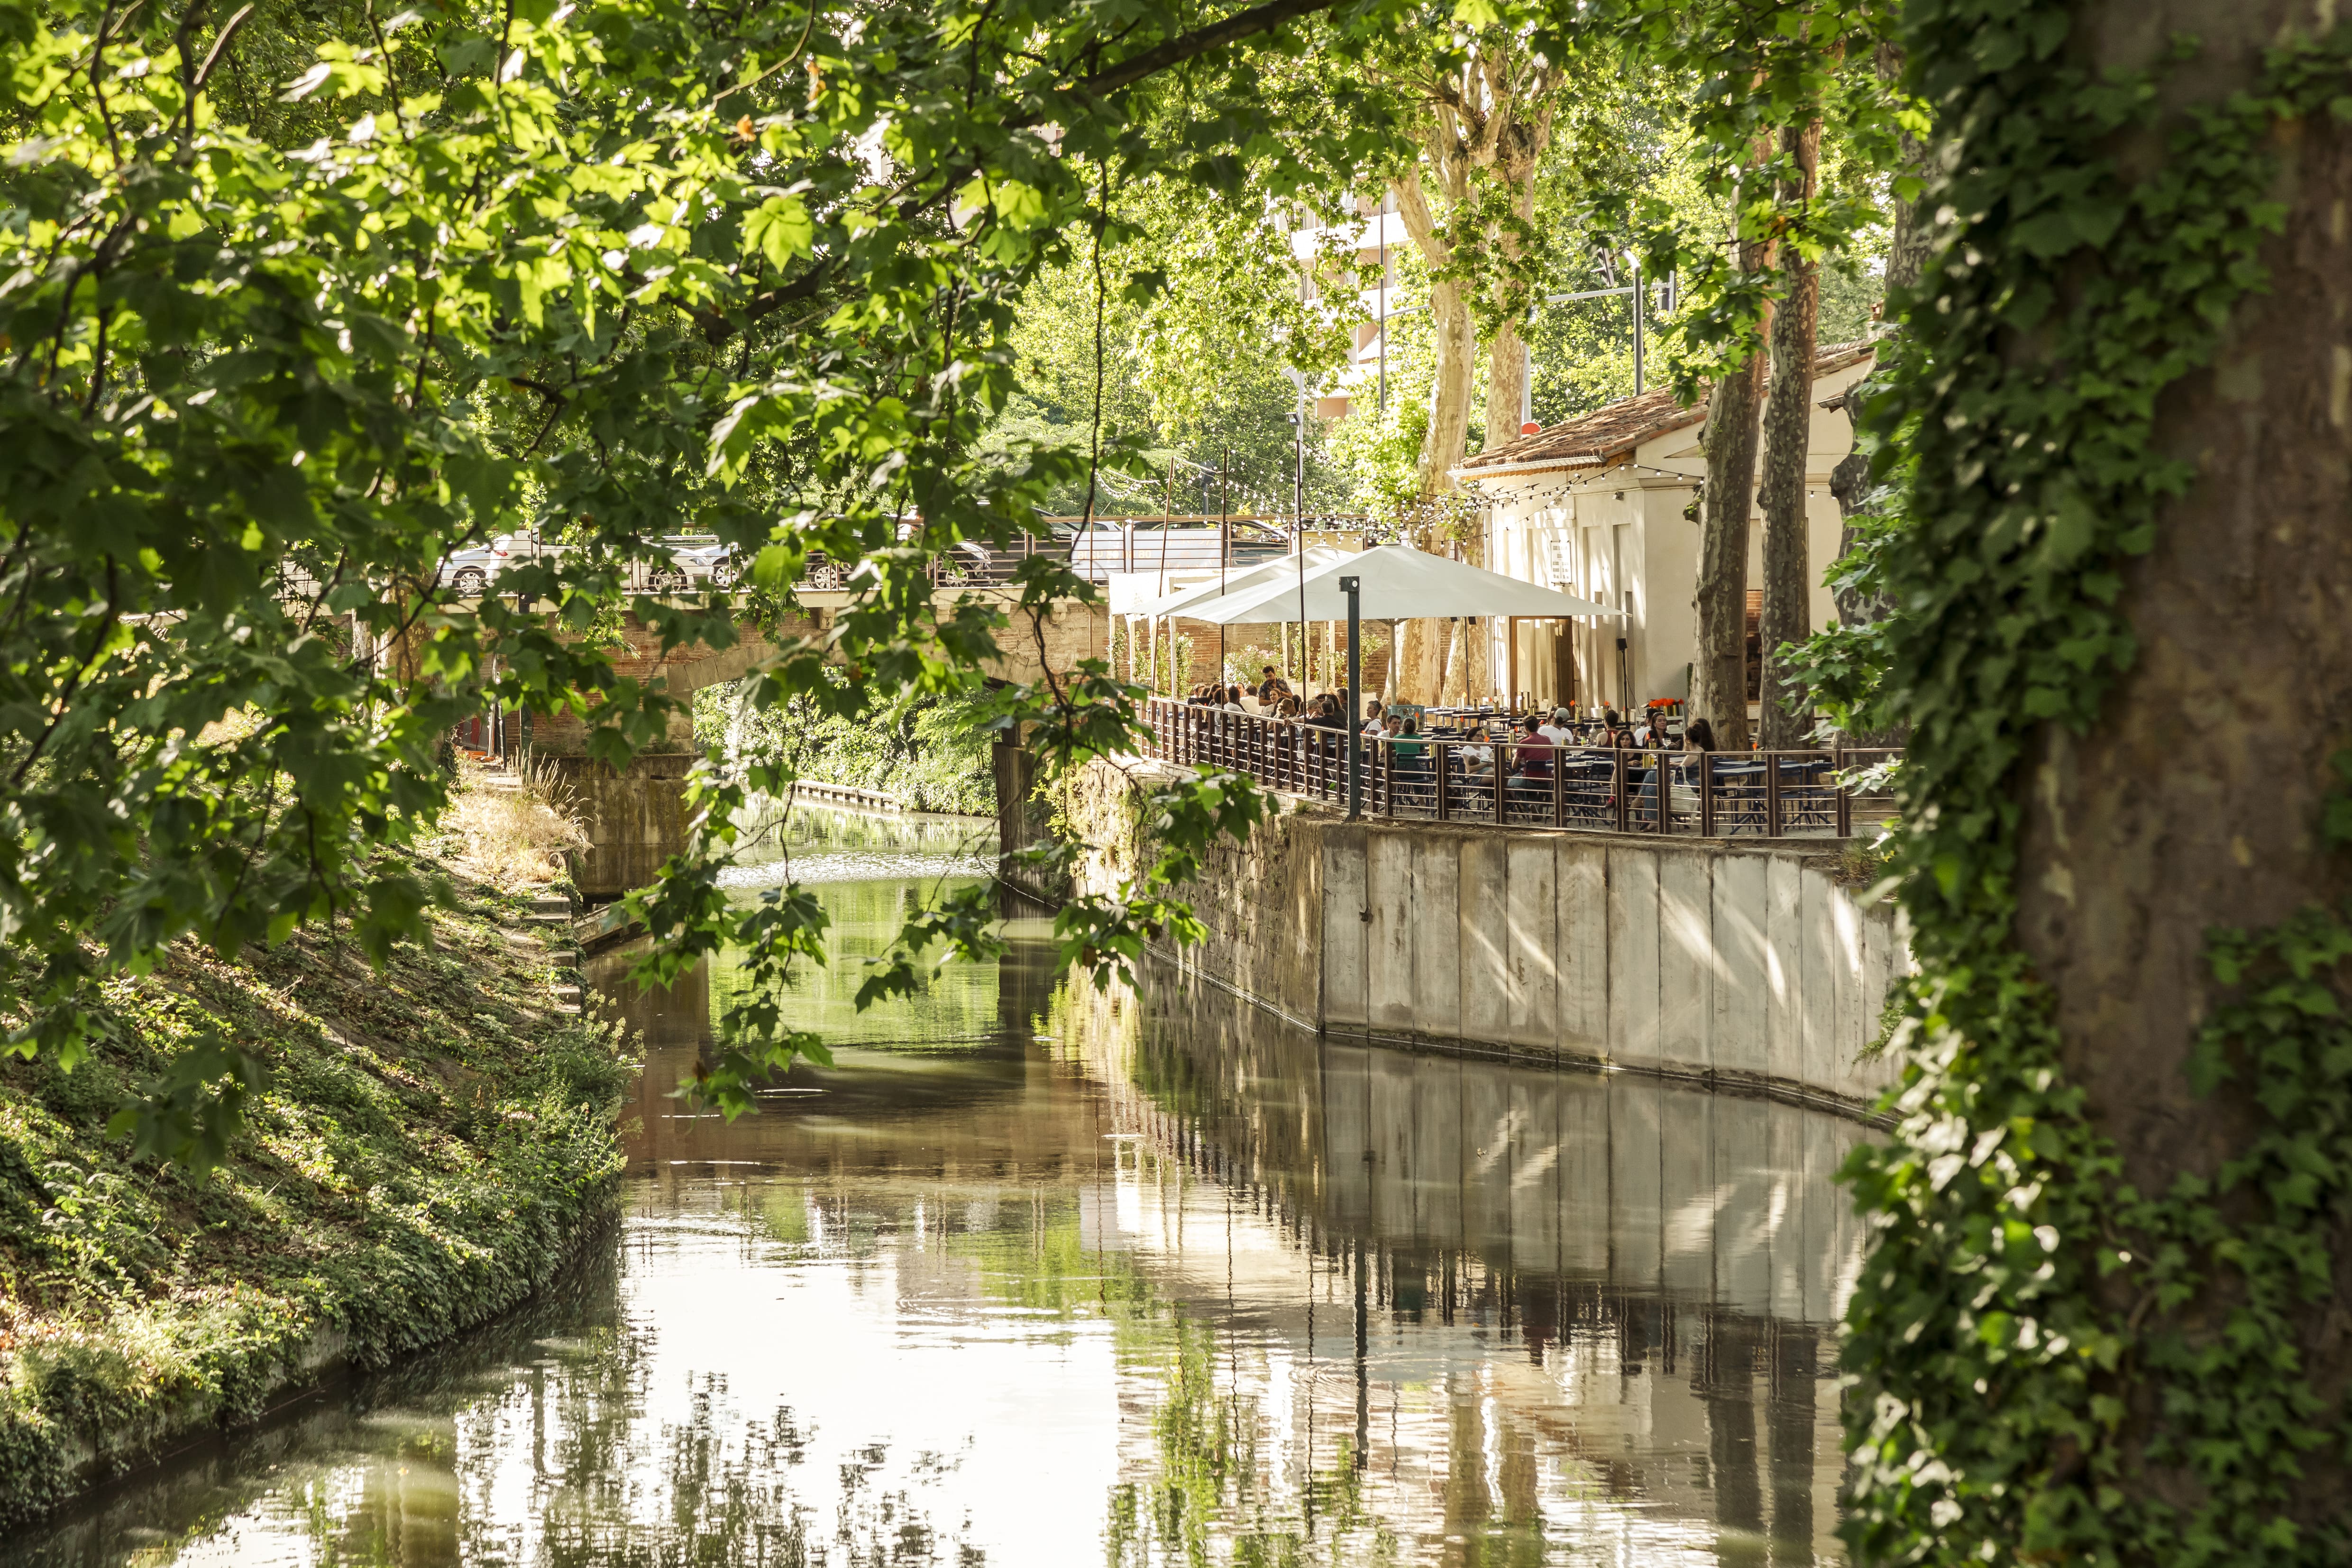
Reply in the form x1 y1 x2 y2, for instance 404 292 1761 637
1142 697 1899 841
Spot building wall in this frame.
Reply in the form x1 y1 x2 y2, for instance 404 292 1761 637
1473 355 1875 716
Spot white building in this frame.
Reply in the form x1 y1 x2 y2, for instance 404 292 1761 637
1452 340 1877 718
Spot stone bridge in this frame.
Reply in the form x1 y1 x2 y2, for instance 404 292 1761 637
508 589 1110 897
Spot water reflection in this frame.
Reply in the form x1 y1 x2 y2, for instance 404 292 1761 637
4 807 1867 1567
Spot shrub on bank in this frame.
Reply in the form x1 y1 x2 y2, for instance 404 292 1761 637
0 869 633 1524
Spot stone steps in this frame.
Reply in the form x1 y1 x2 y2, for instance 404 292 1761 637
517 892 584 1013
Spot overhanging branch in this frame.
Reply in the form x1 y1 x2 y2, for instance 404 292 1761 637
1033 0 1346 116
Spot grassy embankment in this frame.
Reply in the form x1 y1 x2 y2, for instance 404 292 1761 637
0 763 632 1524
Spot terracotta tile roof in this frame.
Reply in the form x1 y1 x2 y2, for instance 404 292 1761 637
1455 339 1877 478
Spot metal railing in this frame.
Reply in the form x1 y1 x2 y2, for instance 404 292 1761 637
1142 698 1897 840
421 528 1310 598
270 523 1369 602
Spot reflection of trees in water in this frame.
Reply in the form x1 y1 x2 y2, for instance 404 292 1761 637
451 1320 954 1568
1104 1311 1391 1568
708 876 1006 1051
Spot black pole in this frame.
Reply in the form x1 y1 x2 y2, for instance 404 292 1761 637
1353 1236 1369 1471
1291 411 1303 523
1218 446 1230 688
1631 255 1645 396
1342 573 1362 819
1291 412 1307 692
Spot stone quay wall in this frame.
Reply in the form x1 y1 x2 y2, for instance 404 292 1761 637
1051 758 1910 1118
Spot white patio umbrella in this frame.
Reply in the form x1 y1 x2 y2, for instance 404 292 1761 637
1175 544 1614 624
1168 545 1611 819
1135 545 1351 618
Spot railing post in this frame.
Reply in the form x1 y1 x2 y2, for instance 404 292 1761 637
1437 740 1451 823
1654 749 1670 833
1766 750 1783 838
1699 753 1715 837
1613 749 1629 833
1834 743 1851 839
1552 746 1565 828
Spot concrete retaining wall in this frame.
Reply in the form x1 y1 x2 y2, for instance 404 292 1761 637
547 754 695 899
1061 759 1908 1115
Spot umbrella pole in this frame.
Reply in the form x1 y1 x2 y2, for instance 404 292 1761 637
1343 574 1363 819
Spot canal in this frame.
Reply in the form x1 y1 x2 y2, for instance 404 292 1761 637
7 807 1870 1566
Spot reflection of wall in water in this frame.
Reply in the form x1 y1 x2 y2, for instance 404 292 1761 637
1102 962 1867 1324
1074 964 1868 1565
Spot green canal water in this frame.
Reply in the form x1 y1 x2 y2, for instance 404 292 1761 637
6 807 1870 1567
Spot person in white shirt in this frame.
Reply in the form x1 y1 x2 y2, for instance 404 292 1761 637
1458 721 1495 776
1538 706 1576 748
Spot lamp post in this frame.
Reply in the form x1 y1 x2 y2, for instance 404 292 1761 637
1342 573 1362 819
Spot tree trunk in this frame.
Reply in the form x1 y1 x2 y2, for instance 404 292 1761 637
1419 279 1477 493
1484 317 1526 450
1692 363 1766 749
1755 119 1823 750
1391 169 1476 498
2005 15 2352 1532
1392 617 1443 704
1691 145 1777 753
1829 40 1927 628
1876 42 1934 301
1480 168 1540 453
1438 618 1466 705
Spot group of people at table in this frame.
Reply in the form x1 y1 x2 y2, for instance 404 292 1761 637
1178 666 1760 821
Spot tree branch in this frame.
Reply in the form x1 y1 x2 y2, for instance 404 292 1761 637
1026 0 1344 117
696 257 837 345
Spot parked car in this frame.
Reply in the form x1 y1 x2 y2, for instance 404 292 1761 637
438 534 525 596
669 538 741 587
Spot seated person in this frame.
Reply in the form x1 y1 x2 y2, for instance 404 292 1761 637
1539 706 1577 748
1457 721 1495 776
1511 714 1554 782
1387 713 1432 799
1362 699 1388 737
1307 694 1347 731
1254 665 1292 705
